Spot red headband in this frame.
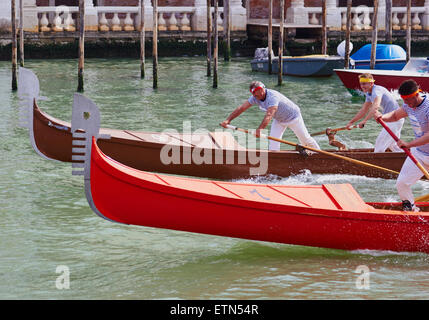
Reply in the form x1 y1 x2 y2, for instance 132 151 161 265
250 86 265 94
401 89 421 100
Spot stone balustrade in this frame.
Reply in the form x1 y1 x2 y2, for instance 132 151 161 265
283 4 429 31
97 7 197 32
307 7 321 26
29 3 238 33
5 1 429 34
34 5 228 33
252 0 429 31
339 6 428 31
37 6 78 32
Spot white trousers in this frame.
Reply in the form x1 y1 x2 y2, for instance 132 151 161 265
396 148 429 203
374 119 404 153
269 116 320 151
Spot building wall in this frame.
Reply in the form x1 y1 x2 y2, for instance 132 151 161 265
249 0 291 19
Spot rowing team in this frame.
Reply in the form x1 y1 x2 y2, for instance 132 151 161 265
220 76 428 212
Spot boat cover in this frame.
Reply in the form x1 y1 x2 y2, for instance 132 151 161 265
351 44 406 61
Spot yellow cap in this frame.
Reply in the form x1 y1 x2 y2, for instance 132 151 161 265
359 77 375 83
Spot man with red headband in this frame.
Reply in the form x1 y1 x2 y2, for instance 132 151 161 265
346 73 404 152
375 79 428 211
220 81 320 151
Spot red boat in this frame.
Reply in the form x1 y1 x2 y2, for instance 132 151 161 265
334 58 429 96
84 135 429 254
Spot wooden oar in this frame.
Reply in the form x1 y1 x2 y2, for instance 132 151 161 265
222 124 400 177
376 117 429 202
376 117 429 179
310 124 359 137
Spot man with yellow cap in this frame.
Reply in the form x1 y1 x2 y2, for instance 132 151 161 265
345 73 404 152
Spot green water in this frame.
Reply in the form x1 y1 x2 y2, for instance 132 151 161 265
1 57 429 299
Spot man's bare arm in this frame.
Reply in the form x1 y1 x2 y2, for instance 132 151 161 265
221 101 253 127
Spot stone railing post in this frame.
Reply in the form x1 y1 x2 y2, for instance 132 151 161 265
326 0 342 30
84 0 98 31
377 0 386 30
229 0 246 30
286 0 308 25
423 0 429 30
192 0 207 31
20 0 39 32
136 0 153 31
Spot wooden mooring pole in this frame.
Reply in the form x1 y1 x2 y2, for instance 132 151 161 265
206 0 211 77
11 0 17 91
344 0 352 69
213 0 218 88
77 0 85 92
278 0 284 86
369 0 379 70
140 0 145 79
153 0 158 89
386 0 392 43
19 0 24 67
321 0 327 55
268 0 273 74
224 0 231 61
406 0 411 62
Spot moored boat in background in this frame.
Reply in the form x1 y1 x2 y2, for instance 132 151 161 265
350 44 407 70
334 57 429 96
250 48 344 77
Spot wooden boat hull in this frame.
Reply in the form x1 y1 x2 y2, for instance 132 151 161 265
32 101 408 180
251 56 345 77
88 136 429 254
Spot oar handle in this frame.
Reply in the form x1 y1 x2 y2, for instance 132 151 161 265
223 124 268 138
311 125 359 137
376 117 429 180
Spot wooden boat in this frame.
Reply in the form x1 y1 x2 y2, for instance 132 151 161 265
19 67 407 180
81 135 429 254
350 44 407 70
26 94 412 180
251 54 345 77
334 57 429 96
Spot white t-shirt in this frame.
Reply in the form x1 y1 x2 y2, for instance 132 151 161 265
402 96 429 155
365 84 399 114
248 89 300 123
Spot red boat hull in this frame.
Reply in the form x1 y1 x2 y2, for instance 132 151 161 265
335 69 429 94
89 137 429 254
